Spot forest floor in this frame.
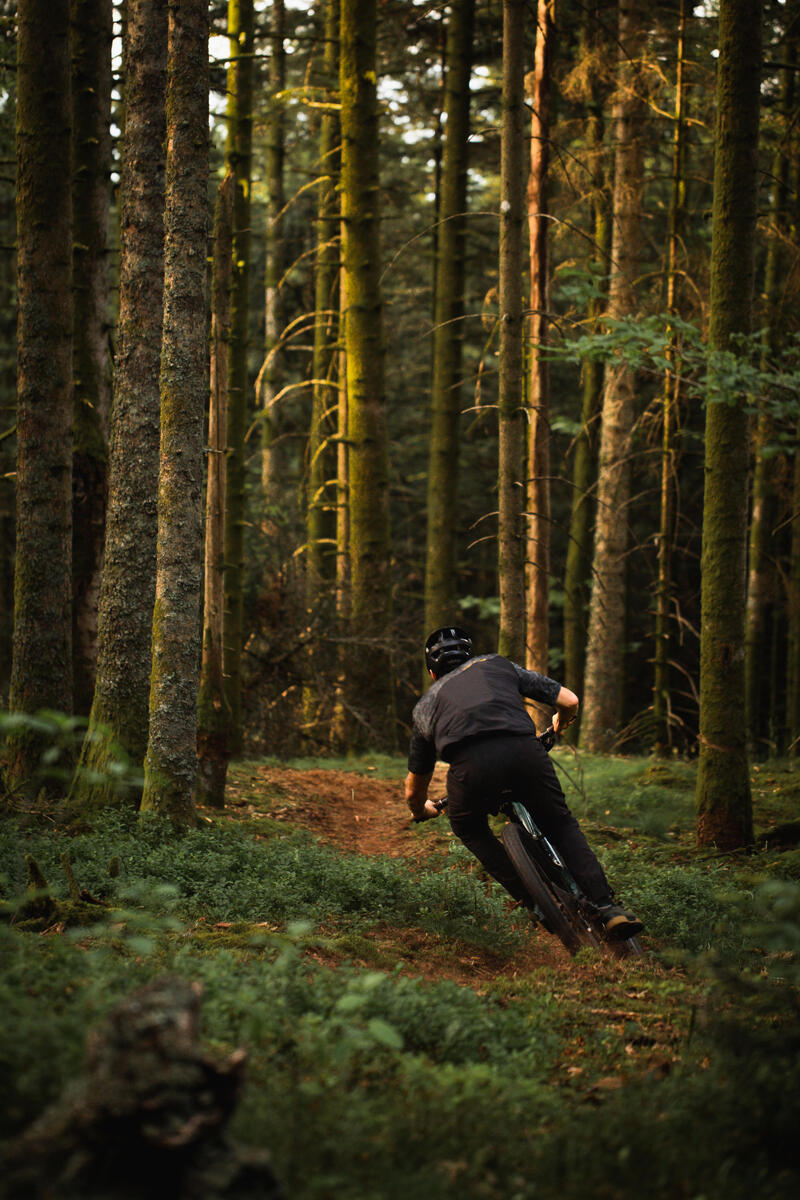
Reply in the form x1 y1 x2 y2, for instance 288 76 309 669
208 760 692 1084
219 760 567 980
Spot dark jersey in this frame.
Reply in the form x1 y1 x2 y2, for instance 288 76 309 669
407 653 562 775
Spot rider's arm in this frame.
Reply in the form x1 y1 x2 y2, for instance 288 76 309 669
552 686 579 734
404 770 437 820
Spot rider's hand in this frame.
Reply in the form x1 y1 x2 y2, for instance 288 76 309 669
421 798 442 820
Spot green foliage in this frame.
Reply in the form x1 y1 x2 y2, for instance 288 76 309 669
0 808 519 953
0 709 143 804
3 749 800 1198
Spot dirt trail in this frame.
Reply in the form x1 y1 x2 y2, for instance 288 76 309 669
221 762 574 983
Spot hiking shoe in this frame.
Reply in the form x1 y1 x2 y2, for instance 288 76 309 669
598 904 644 941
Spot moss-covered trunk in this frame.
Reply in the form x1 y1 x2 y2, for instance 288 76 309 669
340 0 395 748
423 0 475 635
695 0 761 850
497 0 526 664
525 0 554 684
221 0 254 758
196 175 234 809
562 9 612 719
579 0 644 753
70 0 112 717
75 0 167 810
8 0 73 788
140 0 208 825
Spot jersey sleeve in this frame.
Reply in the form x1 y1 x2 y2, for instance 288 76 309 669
510 662 562 707
408 730 436 775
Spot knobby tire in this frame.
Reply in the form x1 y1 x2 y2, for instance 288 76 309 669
502 824 596 955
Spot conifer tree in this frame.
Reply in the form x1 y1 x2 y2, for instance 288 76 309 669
580 0 645 752
140 0 209 824
76 0 167 808
71 0 113 716
340 0 395 747
695 0 761 849
220 0 254 757
525 0 554 682
424 0 475 634
497 0 526 663
8 0 73 788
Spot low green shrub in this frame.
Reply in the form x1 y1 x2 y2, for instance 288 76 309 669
0 809 519 953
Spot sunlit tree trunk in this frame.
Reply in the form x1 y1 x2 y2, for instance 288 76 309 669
653 0 689 756
579 0 645 753
340 0 395 748
745 33 794 757
497 0 526 663
140 0 209 826
306 0 340 606
8 0 73 789
695 0 761 850
220 0 254 759
258 0 286 503
71 0 112 716
330 261 350 750
304 0 340 735
196 175 234 808
423 0 475 634
75 0 166 810
562 7 612 721
525 0 554 686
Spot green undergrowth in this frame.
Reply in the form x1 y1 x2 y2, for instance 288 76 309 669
2 750 800 1198
0 808 519 953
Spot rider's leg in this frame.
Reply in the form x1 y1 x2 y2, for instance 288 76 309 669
445 737 531 902
505 737 613 905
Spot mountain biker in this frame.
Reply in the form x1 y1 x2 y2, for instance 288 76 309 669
404 626 643 941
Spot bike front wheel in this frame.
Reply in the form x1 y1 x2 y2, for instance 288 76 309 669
502 824 598 955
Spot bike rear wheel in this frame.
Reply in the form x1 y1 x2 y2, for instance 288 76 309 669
502 824 598 955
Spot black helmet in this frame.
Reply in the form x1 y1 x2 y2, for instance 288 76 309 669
425 626 473 677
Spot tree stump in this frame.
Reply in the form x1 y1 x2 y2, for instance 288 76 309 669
0 974 283 1199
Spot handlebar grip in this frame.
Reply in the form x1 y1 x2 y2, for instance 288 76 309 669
539 725 557 751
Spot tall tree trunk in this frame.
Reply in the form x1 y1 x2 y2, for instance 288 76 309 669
525 0 554 685
745 31 794 757
75 0 167 810
221 0 254 759
497 0 526 663
562 7 612 719
579 0 645 753
196 175 234 809
423 0 475 634
306 0 340 607
140 0 209 825
340 0 395 748
789 409 800 758
695 0 761 850
258 0 286 504
330 260 350 750
8 0 73 789
71 0 112 717
653 0 689 756
304 0 340 735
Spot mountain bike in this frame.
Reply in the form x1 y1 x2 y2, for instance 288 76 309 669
424 727 642 959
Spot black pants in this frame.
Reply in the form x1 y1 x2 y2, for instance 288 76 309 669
445 733 612 905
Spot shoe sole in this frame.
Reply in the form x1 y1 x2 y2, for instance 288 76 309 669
604 915 644 941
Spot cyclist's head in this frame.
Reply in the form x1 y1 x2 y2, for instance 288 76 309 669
424 626 473 678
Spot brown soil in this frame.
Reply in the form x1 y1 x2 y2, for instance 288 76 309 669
218 762 583 984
